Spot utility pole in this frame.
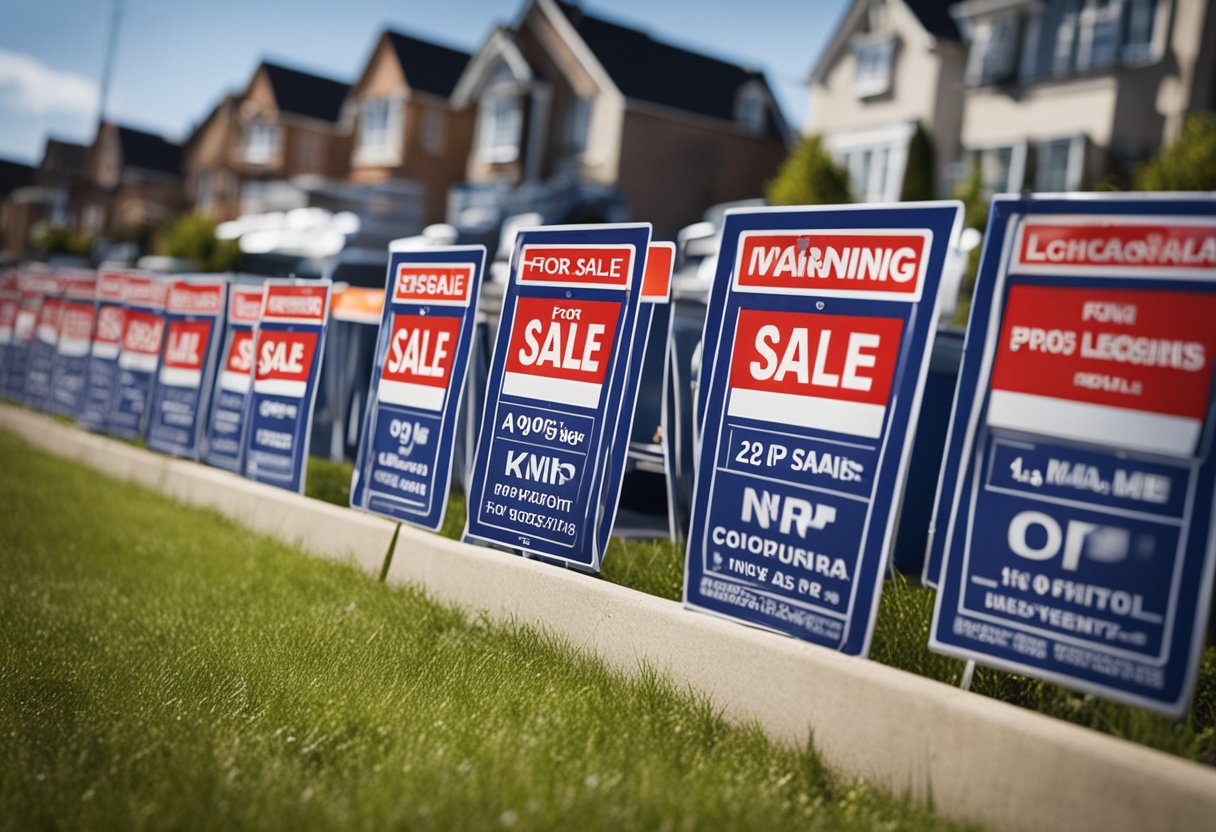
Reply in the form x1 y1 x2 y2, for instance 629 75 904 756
97 0 122 127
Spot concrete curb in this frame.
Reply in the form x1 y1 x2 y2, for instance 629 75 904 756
4 404 1214 832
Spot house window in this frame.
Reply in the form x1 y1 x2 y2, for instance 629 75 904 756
296 133 323 172
561 96 592 154
966 14 1020 86
837 145 893 202
1034 137 1082 192
195 172 214 212
971 146 1018 194
422 108 445 155
854 38 894 97
1123 0 1158 62
734 85 766 134
1077 0 1123 69
476 90 522 163
356 97 403 165
244 119 279 165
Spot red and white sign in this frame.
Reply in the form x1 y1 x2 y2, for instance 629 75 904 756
252 330 319 398
517 244 636 289
0 290 18 345
117 310 165 372
726 309 904 438
97 270 126 301
377 314 461 411
92 303 125 360
733 229 931 301
261 283 328 324
219 330 255 394
393 263 474 306
121 274 167 308
56 302 95 357
229 286 264 324
502 296 622 408
167 280 225 316
64 279 96 302
642 242 675 303
988 284 1216 456
1014 216 1216 277
34 295 63 345
159 320 213 387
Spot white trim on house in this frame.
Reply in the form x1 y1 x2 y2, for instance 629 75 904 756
822 121 916 202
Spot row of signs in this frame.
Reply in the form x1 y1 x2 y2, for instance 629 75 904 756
4 193 1213 718
0 270 331 493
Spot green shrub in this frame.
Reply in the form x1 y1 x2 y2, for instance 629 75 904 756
1134 111 1216 191
765 135 852 206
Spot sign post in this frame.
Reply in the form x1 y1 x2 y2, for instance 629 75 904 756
107 274 168 440
464 223 652 571
351 247 486 531
684 203 962 655
202 283 264 472
146 277 227 459
241 279 331 493
49 278 99 417
929 195 1216 716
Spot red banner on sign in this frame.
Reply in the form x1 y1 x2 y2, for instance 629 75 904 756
1015 221 1216 273
262 284 328 323
504 296 620 385
735 230 929 297
162 320 213 371
382 314 461 389
518 245 634 288
393 264 473 305
254 330 318 383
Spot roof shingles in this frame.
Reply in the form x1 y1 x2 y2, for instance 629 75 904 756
261 62 350 123
385 31 471 97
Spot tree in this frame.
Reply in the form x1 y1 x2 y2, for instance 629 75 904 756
153 212 241 272
765 135 852 206
1133 111 1216 191
899 122 936 202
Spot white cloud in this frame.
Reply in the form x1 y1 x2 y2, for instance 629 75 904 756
0 49 98 118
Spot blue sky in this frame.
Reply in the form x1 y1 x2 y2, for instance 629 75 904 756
0 0 848 165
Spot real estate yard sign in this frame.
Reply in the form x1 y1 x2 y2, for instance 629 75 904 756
684 203 962 655
351 247 486 531
21 276 64 412
49 278 99 416
202 283 264 472
146 277 227 459
241 279 331 493
464 223 652 571
0 275 18 387
929 195 1216 716
78 270 131 431
107 273 168 440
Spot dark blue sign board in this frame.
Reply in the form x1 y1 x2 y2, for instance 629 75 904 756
685 203 963 655
49 279 99 417
351 247 486 531
464 223 652 571
106 274 167 440
0 282 18 390
146 277 227 459
202 283 264 472
928 194 1216 715
78 270 131 431
21 281 63 412
241 279 331 494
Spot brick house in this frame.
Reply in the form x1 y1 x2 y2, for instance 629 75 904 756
75 122 185 240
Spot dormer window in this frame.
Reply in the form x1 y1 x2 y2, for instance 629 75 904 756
244 118 279 166
476 64 523 164
355 96 403 166
854 37 894 97
734 84 766 135
965 14 1020 86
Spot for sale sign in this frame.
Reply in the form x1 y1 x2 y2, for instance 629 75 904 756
241 280 331 493
21 276 64 412
146 277 227 459
351 247 486 530
929 197 1216 715
202 284 263 472
78 270 132 430
0 275 18 388
685 204 962 655
464 224 652 570
48 278 98 416
106 274 168 440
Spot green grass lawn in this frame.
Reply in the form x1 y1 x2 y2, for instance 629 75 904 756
309 456 1216 766
0 430 971 831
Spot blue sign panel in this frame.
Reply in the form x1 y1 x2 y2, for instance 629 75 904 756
77 270 130 431
106 274 167 440
21 283 63 412
0 282 18 389
146 278 227 459
48 279 98 417
685 203 963 655
241 279 331 493
929 195 1216 715
464 223 652 570
351 247 486 531
202 283 263 472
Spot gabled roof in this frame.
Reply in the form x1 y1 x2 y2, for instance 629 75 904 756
385 30 472 98
907 0 959 40
260 61 350 123
40 138 88 176
115 125 183 176
0 159 35 196
552 1 780 126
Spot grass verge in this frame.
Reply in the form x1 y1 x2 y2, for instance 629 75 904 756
305 455 1216 766
0 431 969 830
